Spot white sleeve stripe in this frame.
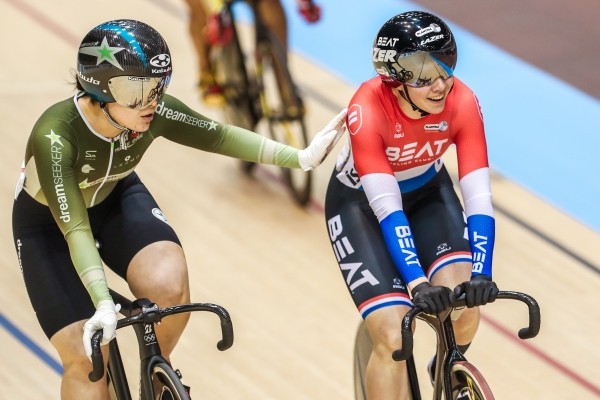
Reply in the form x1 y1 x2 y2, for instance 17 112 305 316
361 173 403 221
459 168 494 217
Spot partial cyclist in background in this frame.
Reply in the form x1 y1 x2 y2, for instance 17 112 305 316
323 11 498 400
12 19 345 399
183 0 321 105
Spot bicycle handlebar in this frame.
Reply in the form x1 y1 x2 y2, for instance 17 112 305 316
391 290 541 362
88 300 234 382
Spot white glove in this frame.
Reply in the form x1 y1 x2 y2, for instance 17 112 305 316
82 300 121 359
298 108 348 171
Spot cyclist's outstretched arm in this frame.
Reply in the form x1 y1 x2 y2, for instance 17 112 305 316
152 94 347 170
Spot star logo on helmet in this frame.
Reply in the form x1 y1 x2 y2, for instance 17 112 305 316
79 37 125 70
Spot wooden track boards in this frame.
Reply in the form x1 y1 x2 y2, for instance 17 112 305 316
1 0 599 398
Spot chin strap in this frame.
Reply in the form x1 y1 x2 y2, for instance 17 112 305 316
100 103 128 131
398 85 430 117
100 103 130 150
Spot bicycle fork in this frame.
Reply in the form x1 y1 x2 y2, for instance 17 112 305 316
130 299 164 399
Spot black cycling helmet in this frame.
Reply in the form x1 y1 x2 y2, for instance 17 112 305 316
77 19 172 109
372 11 457 88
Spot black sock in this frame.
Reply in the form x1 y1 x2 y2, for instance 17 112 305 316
457 343 471 355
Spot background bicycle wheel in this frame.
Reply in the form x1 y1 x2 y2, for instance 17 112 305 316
1 0 599 399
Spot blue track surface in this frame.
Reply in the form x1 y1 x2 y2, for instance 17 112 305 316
279 0 600 232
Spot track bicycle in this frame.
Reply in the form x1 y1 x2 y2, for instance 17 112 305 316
209 0 313 205
353 291 541 399
88 289 234 400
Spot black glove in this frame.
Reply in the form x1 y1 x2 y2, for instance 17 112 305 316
411 282 455 314
454 275 499 308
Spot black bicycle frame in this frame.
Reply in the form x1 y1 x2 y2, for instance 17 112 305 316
393 291 541 399
88 290 234 399
123 297 168 399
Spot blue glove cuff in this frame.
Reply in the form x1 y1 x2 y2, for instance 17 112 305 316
380 210 424 283
467 214 495 277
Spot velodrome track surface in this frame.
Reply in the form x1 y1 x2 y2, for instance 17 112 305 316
2 0 599 398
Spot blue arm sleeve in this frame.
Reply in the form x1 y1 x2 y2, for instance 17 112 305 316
467 214 495 277
380 210 426 284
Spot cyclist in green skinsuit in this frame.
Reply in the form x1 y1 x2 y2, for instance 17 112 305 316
12 19 346 399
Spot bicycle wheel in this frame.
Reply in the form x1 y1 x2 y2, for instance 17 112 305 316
353 321 420 400
151 363 190 400
210 14 257 131
256 36 312 206
449 361 494 400
353 321 371 400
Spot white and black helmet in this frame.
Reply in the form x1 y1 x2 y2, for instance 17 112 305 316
372 11 457 88
77 19 172 108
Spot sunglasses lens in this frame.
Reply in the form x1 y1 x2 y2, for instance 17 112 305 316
398 52 455 87
108 75 170 109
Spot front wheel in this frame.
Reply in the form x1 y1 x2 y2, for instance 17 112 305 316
151 363 190 400
353 321 371 400
353 321 418 400
268 117 312 205
449 361 494 400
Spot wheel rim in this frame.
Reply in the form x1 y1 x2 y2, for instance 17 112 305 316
450 362 494 400
152 364 188 400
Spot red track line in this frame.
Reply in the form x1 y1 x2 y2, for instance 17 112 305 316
4 0 79 47
6 0 599 396
481 313 600 397
307 180 600 397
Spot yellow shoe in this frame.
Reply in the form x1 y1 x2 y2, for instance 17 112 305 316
198 80 225 107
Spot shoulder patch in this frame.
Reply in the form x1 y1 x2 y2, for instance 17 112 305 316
347 104 363 135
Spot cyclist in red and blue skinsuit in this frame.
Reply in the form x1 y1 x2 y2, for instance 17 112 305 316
11 19 346 399
324 11 498 399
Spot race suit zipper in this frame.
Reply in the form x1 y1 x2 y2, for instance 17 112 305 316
89 139 116 207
